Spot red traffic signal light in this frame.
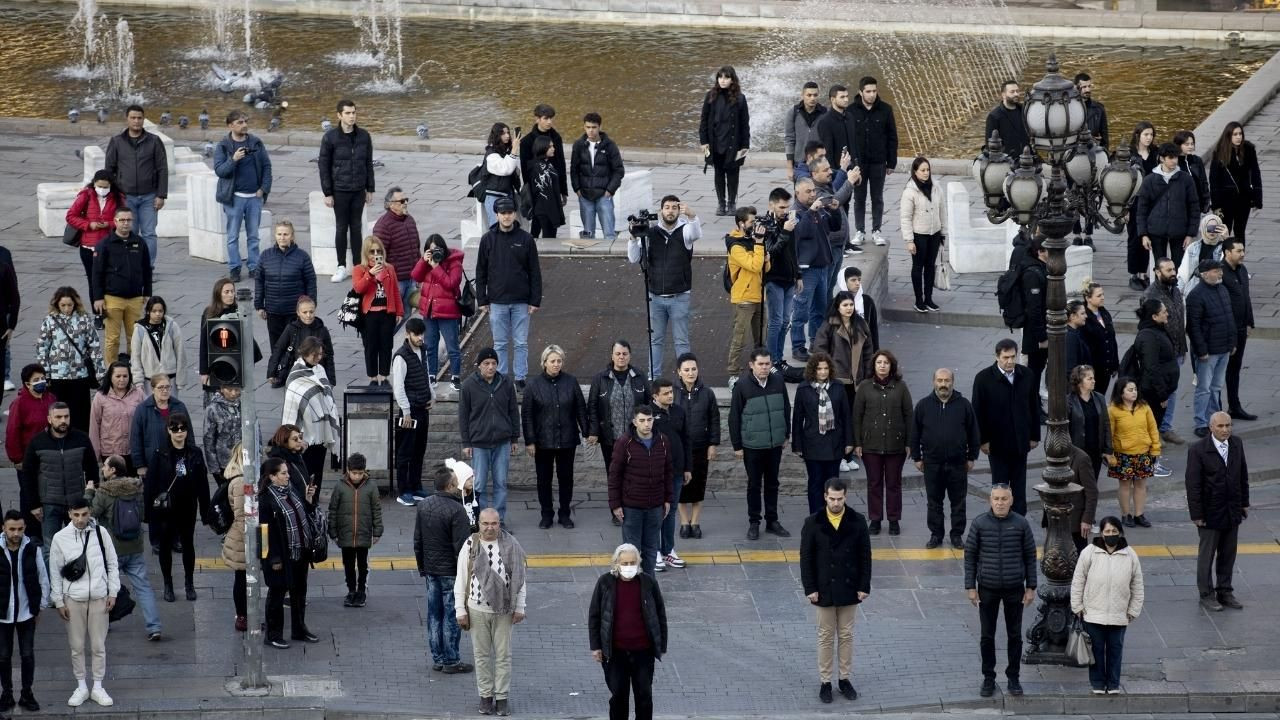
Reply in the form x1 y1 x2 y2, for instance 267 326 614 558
205 318 243 387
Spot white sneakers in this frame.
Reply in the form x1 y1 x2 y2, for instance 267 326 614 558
852 230 865 246
90 687 114 706
2 380 13 391
840 459 860 472
67 687 89 707
872 230 886 246
664 552 686 569
330 266 350 283
69 685 112 707
655 553 666 572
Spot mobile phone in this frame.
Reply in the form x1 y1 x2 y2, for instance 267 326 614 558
403 418 418 429
242 148 257 155
514 126 522 137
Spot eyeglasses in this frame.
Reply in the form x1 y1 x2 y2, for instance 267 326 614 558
168 426 188 433
369 251 384 257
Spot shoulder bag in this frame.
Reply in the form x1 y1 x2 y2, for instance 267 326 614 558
152 472 179 513
62 223 83 247
1066 614 1094 666
457 269 477 318
59 530 92 582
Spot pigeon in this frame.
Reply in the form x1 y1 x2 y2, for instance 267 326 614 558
68 108 80 124
96 108 108 124
321 119 332 133
372 158 385 168
198 109 209 130
242 93 254 105
178 115 189 129
416 123 429 140
74 148 83 159
268 115 281 132
202 142 215 158
159 111 172 126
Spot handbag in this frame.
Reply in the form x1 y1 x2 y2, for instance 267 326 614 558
59 531 92 582
62 223 83 247
109 585 136 622
457 269 477 318
152 474 178 513
338 290 366 333
1066 615 1094 666
309 507 329 564
933 234 952 292
54 315 99 389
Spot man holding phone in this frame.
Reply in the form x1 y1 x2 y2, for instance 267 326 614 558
213 109 273 283
391 318 435 507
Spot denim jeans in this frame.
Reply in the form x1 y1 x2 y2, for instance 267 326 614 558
790 266 830 352
40 505 68 564
425 317 461 377
1194 352 1229 429
399 280 416 309
646 292 691 378
580 195 617 240
660 472 685 556
1159 355 1184 433
621 505 664 577
764 282 796 364
126 192 159 267
488 303 530 381
1083 622 1126 690
117 552 162 634
472 443 511 520
482 193 506 229
223 194 263 273
425 574 461 666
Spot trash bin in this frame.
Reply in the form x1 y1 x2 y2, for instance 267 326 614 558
342 384 396 495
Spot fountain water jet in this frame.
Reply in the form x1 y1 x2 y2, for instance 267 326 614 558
333 0 421 91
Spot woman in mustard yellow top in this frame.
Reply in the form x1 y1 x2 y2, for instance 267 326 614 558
1107 378 1161 529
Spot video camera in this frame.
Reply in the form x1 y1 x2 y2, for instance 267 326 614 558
627 209 658 237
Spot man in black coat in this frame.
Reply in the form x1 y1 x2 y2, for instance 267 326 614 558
963 484 1037 698
911 369 980 549
984 80 1029 158
815 85 855 199
475 198 542 387
1186 260 1236 437
1136 143 1201 269
971 339 1041 516
570 113 625 242
413 464 474 674
317 99 375 279
848 77 898 247
1019 240 1049 420
1185 411 1248 612
800 477 870 704
518 104 567 205
1220 238 1256 420
587 341 652 526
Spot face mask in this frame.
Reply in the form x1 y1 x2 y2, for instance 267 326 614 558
31 381 47 394
94 187 111 198
619 565 640 580
1103 535 1120 548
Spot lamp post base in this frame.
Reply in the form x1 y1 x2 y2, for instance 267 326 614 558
1024 583 1085 666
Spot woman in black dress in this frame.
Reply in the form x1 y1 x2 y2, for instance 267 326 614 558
1209 121 1262 242
699 66 750 216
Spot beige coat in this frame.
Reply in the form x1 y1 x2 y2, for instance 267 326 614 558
899 181 945 243
1070 542 1145 626
220 447 247 571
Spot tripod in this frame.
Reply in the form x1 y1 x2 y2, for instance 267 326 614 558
637 229 656 380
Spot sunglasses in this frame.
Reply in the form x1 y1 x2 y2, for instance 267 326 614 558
391 198 410 205
168 425 188 433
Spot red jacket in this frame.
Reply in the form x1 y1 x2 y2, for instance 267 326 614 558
65 187 120 249
371 211 420 282
607 433 674 511
410 249 464 320
5 389 58 463
351 263 404 316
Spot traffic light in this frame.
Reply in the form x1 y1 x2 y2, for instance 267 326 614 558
205 317 243 387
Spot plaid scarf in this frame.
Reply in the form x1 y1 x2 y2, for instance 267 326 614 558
283 359 340 450
813 381 834 435
269 484 313 561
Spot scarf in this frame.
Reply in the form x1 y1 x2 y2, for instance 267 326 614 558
912 175 933 201
813 381 833 434
471 530 528 615
268 484 312 561
283 359 340 450
873 374 892 387
852 286 866 319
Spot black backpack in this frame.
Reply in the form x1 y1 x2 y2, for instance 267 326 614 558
112 494 143 542
996 264 1027 329
1118 339 1143 380
465 156 489 201
209 480 234 536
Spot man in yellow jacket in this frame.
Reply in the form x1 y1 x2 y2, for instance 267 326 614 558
726 207 770 382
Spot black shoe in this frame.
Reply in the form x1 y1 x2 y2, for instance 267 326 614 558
441 662 474 674
229 268 242 283
292 630 321 643
1071 235 1082 246
888 521 901 536
172 540 184 553
538 517 553 530
1218 593 1243 609
450 375 462 392
343 592 356 608
1134 514 1152 528
914 301 929 313
691 524 703 538
1128 276 1144 291
747 523 760 541
0 690 14 711
17 690 37 712
715 201 727 217
1230 408 1258 421
478 696 495 715
1007 678 1024 696
980 678 996 697
1122 514 1135 528
432 663 444 672
819 682 833 704
163 583 175 603
838 678 857 700
1083 236 1095 249
559 517 574 529
765 521 790 537
185 584 197 601
266 638 290 650
951 536 964 549
792 347 810 362
926 536 941 549
495 698 510 716
869 521 881 536
679 524 691 539
1194 426 1210 438
924 300 941 312
354 590 366 607
1200 593 1224 612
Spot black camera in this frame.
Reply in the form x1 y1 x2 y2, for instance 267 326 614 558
627 209 658 236
430 246 446 263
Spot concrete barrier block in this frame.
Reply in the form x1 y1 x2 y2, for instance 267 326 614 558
1065 244 1093 298
944 181 1015 274
459 200 485 253
1263 12 1280 32
565 170 653 238
1143 11 1216 30
308 191 373 275
36 183 83 237
81 146 105 184
186 174 272 263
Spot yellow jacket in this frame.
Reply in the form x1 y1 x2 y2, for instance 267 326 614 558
1107 403 1161 457
728 233 768 304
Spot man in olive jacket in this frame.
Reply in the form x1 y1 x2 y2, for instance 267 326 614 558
800 478 870 704
414 464 474 674
729 349 790 540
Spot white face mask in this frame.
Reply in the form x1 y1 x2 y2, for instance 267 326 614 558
618 565 639 580
94 187 111 198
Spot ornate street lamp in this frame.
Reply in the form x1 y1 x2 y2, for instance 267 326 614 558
973 53 1141 666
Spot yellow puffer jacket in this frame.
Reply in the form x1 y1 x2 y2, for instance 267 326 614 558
1107 403 1161 457
728 234 768 304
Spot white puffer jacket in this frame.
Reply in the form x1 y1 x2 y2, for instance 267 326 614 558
899 180 945 242
49 520 120 606
1070 541 1144 626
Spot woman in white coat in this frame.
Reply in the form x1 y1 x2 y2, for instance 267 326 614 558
129 296 186 395
1070 516 1145 695
900 156 945 313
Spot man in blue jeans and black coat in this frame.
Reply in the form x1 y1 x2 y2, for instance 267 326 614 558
414 464 474 675
608 406 672 579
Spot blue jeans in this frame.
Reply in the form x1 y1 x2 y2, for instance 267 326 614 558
482 193 506 229
425 317 461 377
399 280 416 308
223 194 263 273
1194 353 1229 429
472 443 511 520
660 473 685 556
1159 355 1185 433
646 292 691 379
489 303 530 380
40 505 68 563
790 266 831 352
126 193 159 267
117 552 162 634
1083 622 1126 690
764 282 796 363
621 505 664 578
579 195 617 240
425 574 461 666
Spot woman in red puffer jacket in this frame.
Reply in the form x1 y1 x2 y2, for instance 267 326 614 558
65 170 122 296
410 234 464 390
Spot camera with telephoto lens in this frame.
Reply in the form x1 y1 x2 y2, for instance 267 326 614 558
627 209 658 236
430 246 446 263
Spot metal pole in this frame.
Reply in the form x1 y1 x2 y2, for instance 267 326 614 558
637 230 656 380
235 287 268 689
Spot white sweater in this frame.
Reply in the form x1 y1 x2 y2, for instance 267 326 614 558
129 320 186 388
453 536 526 617
899 181 945 242
49 521 120 606
1070 543 1144 626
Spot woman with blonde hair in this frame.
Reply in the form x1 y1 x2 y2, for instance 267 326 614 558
521 345 587 529
220 443 250 632
351 236 404 385
35 286 103 431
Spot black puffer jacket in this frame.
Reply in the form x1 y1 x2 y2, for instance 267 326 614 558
318 125 375 195
588 573 667 661
1135 168 1200 240
521 371 587 449
1178 154 1211 214
413 491 471 577
1185 281 1236 357
1133 320 1180 405
675 379 721 449
963 510 1038 591
800 506 872 607
587 366 651 445
570 132 625 201
255 243 317 316
269 318 336 386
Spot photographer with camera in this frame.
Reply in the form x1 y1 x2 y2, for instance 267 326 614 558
725 207 771 382
627 196 702 379
761 188 801 368
809 154 859 289
789 177 842 364
213 110 272 283
410 234 465 391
